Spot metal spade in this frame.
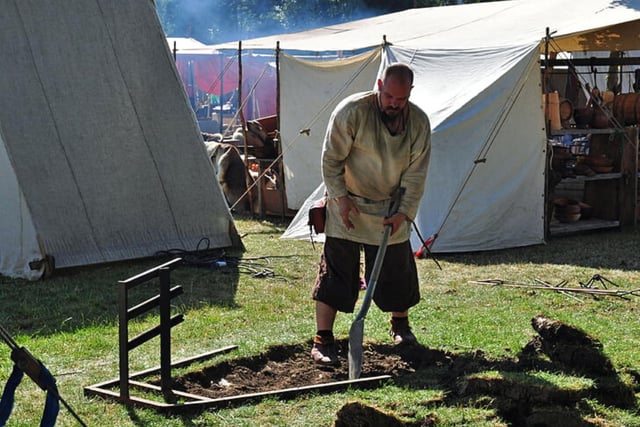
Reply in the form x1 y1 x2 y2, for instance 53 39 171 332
348 189 403 380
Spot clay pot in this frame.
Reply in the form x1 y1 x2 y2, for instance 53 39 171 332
592 165 614 173
554 198 581 214
554 199 581 222
556 212 581 223
554 198 581 222
573 108 593 128
586 154 613 168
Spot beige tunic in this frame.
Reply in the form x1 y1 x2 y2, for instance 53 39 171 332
322 91 431 246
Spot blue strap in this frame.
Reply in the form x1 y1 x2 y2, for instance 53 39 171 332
0 365 24 426
38 363 59 427
0 363 59 427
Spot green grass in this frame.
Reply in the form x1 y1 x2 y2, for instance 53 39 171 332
0 216 639 426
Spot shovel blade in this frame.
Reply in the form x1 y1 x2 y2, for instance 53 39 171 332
348 318 365 380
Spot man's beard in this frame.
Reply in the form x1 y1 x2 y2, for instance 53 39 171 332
381 107 401 120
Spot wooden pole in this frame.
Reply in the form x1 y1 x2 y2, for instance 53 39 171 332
237 41 256 215
276 41 286 220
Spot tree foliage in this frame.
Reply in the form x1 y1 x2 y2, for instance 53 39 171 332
155 0 497 44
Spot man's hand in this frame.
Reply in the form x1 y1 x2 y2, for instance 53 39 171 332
337 196 359 230
383 212 409 236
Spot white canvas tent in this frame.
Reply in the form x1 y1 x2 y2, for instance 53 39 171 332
211 0 640 253
0 1 241 280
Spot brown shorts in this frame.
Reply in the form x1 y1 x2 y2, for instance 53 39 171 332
312 237 420 313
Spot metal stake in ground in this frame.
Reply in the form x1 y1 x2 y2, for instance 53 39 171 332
348 189 403 380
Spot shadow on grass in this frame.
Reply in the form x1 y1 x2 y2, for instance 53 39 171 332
0 252 244 337
0 213 300 339
429 227 640 272
390 342 637 426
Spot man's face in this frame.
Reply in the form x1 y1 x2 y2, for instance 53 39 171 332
377 75 412 118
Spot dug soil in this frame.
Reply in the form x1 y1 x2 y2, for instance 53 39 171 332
173 339 425 399
164 316 638 426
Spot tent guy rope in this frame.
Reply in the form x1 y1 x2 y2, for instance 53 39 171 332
470 276 640 299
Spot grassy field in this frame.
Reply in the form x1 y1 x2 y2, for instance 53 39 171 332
0 216 639 426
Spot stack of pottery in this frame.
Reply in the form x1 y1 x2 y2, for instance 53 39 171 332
554 198 581 223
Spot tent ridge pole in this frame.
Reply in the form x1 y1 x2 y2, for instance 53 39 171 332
237 40 255 215
276 41 286 220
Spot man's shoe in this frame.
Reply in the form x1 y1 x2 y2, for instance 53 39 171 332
390 327 417 345
390 317 418 345
311 335 339 365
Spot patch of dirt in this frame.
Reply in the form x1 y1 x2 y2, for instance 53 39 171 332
171 339 438 399
158 316 638 426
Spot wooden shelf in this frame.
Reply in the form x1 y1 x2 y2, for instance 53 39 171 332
550 128 618 136
560 172 622 182
546 126 638 237
549 218 620 236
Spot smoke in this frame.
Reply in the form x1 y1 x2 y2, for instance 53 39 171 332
156 0 385 45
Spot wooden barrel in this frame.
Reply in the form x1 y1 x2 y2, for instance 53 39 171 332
612 93 640 126
559 99 573 122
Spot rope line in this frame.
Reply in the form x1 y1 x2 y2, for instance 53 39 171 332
154 237 305 278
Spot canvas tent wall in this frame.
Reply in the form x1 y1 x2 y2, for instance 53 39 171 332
211 0 640 253
0 1 241 280
279 44 545 252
